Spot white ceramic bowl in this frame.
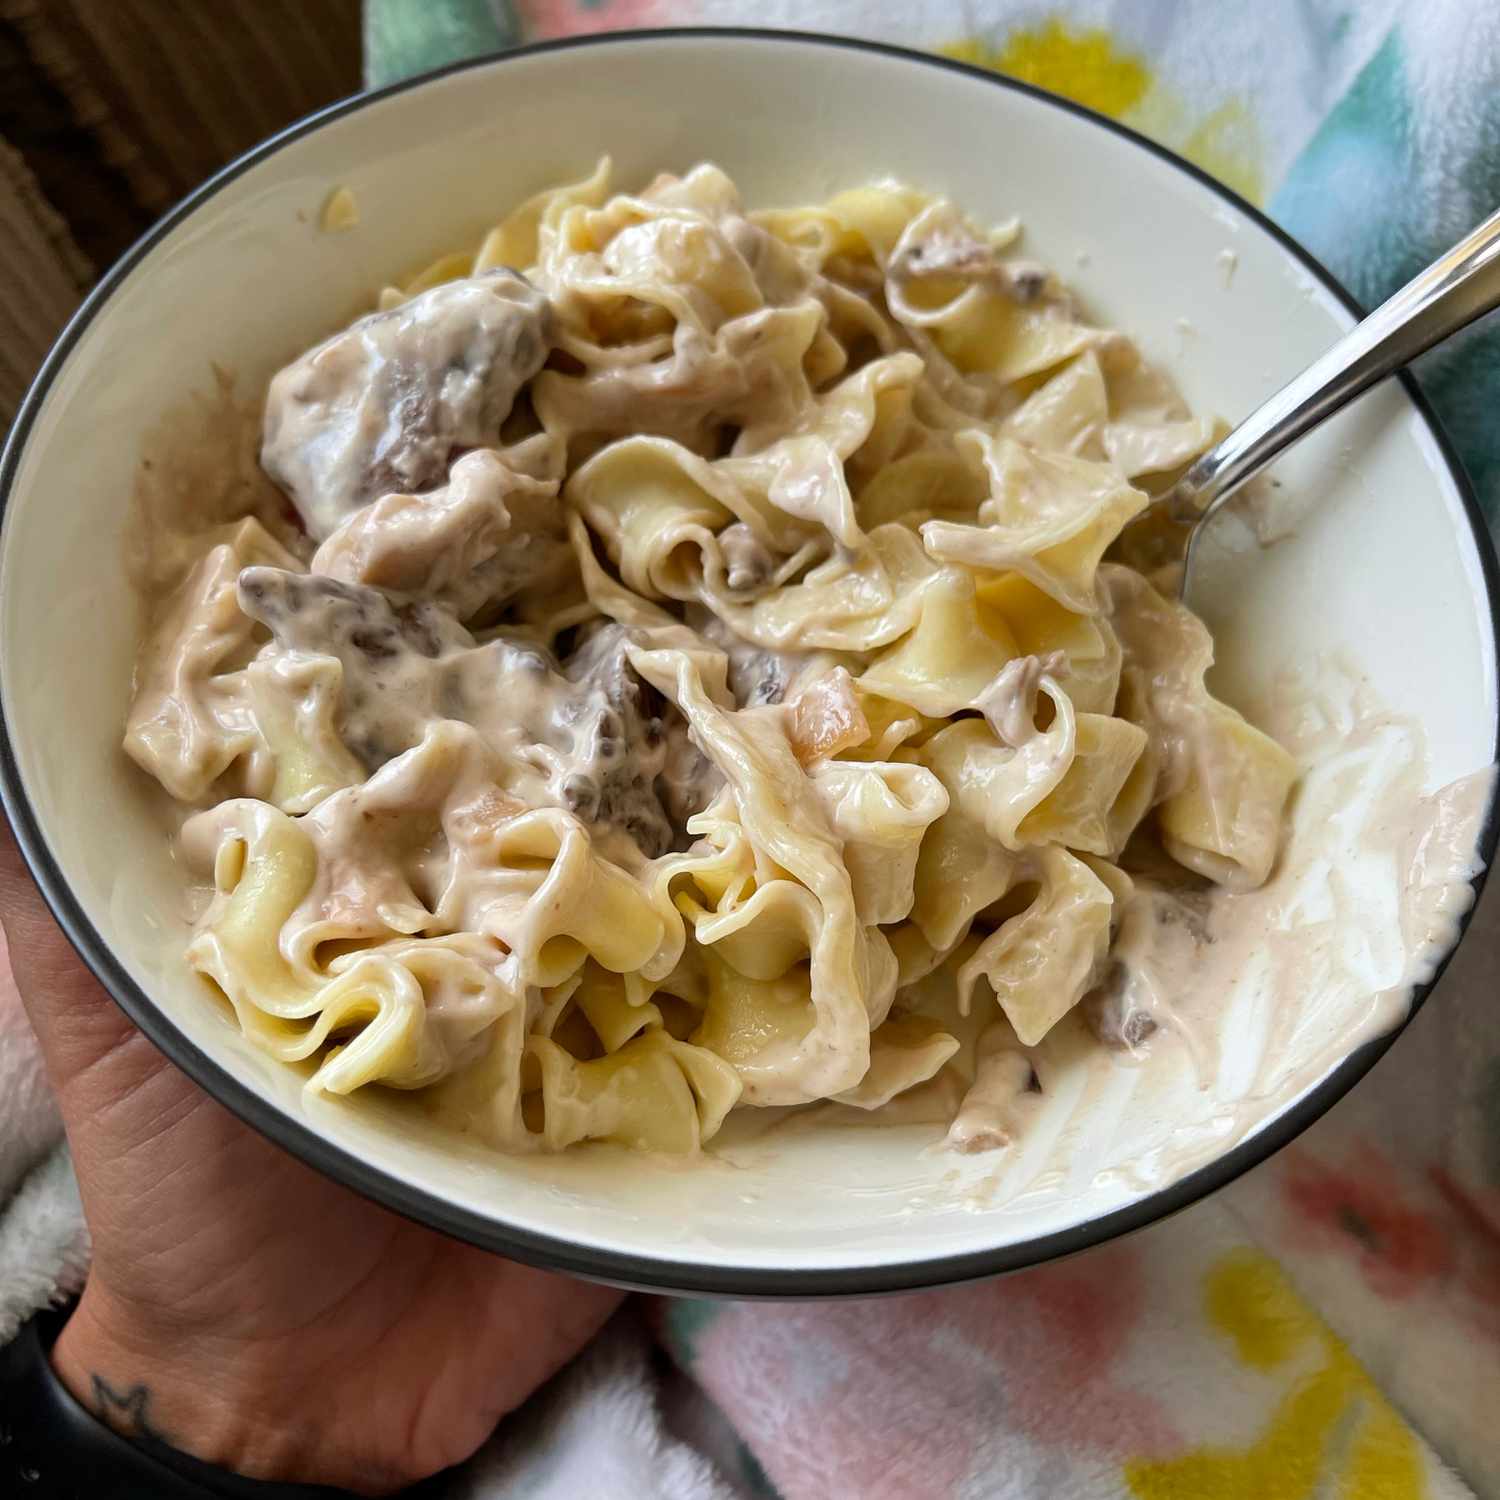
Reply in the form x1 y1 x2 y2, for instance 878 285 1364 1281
3 31 1497 1294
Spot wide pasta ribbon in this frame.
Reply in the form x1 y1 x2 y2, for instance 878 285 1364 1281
628 644 900 1103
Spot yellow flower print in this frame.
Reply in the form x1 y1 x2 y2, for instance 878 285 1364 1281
1125 1250 1427 1500
942 19 1265 204
944 21 1148 120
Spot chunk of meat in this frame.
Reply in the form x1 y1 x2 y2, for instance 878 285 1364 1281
237 569 714 857
1079 962 1159 1052
546 622 674 855
261 271 552 538
556 623 721 857
237 567 473 769
683 602 809 708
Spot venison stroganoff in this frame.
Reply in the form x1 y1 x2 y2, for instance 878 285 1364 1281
124 162 1296 1155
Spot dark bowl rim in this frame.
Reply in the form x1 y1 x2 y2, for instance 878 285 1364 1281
2 26 1497 1299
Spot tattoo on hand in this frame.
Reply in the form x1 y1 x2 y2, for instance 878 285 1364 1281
90 1375 167 1443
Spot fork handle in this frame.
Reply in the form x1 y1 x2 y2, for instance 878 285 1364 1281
1172 203 1500 527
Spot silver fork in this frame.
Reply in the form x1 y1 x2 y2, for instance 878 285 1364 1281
1164 204 1500 599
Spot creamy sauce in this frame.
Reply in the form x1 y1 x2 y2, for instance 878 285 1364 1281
932 666 1489 1192
237 566 711 857
975 651 1065 747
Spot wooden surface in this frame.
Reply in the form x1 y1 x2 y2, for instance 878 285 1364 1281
0 0 361 424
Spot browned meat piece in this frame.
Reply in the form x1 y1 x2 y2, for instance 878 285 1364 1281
261 271 552 538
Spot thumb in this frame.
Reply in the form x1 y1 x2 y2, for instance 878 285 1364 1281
0 815 146 1086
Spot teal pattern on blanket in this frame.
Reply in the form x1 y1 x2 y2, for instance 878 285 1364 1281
364 0 520 89
1274 29 1500 524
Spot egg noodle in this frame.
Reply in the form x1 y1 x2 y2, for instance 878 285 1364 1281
124 162 1295 1154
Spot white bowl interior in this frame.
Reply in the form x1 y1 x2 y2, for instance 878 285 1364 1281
3 34 1496 1284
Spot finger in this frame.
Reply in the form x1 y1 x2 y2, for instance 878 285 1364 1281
0 919 67 1190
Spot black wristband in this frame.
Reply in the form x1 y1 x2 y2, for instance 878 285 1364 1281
0 1303 357 1498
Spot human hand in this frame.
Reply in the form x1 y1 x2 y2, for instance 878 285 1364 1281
0 827 622 1493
